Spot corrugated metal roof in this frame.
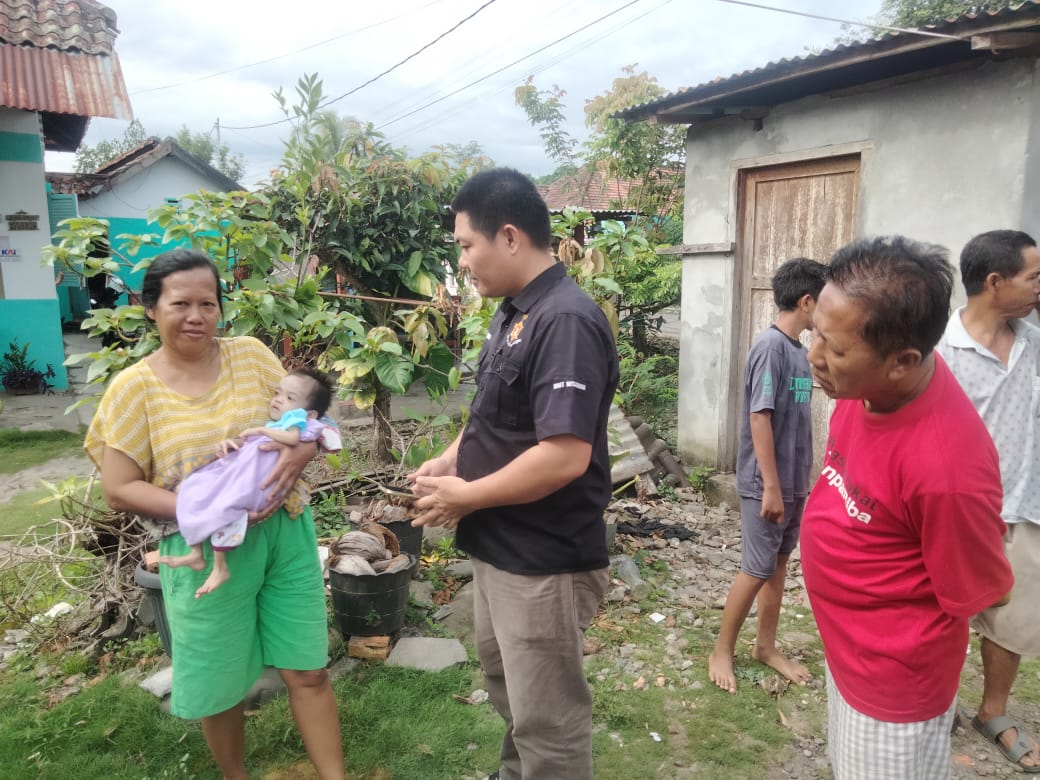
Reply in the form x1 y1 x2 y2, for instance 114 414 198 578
0 43 130 119
0 0 118 54
617 1 1040 123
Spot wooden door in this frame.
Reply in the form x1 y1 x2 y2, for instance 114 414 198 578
728 155 860 472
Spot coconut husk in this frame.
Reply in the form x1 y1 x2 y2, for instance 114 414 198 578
330 554 378 576
371 553 412 574
327 530 390 569
358 522 400 556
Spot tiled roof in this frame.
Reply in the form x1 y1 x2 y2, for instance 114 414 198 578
537 168 641 213
0 0 130 141
0 0 118 54
617 1 1040 122
46 170 105 195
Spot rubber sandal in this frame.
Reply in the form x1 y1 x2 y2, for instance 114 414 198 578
972 715 1040 773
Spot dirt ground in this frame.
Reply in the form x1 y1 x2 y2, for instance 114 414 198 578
607 492 1040 779
0 453 92 497
3 430 1039 777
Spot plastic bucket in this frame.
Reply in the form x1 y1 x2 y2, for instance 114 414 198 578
329 554 416 637
134 563 173 658
380 520 423 576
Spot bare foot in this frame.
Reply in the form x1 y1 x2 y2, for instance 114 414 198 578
752 644 811 685
708 649 737 693
194 568 229 598
159 552 206 571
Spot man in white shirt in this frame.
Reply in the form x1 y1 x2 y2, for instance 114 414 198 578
937 229 1040 773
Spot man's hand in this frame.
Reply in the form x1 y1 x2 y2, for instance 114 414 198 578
407 455 458 497
411 475 472 529
760 485 784 524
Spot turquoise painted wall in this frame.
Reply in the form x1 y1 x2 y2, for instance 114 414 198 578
0 130 43 163
0 299 69 391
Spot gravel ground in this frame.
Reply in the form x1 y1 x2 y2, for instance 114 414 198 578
605 487 1040 779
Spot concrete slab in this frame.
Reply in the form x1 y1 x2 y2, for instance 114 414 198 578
437 580 475 645
386 637 468 671
139 664 173 698
703 472 738 509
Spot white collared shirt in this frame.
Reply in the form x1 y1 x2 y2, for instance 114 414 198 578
937 307 1040 524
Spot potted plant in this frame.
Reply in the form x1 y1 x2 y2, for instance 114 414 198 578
1 340 55 395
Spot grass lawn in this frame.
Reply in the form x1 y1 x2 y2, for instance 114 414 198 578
0 651 502 780
0 428 85 475
0 487 69 539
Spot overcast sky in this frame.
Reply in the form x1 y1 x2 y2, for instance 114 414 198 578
47 0 884 187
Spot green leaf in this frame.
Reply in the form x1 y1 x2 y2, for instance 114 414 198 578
407 250 423 276
374 352 414 394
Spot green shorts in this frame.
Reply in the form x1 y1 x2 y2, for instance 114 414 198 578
159 506 328 719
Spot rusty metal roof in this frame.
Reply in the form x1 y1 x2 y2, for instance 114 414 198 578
0 0 118 54
617 1 1040 124
0 43 130 120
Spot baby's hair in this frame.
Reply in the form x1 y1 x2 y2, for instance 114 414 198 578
289 367 335 417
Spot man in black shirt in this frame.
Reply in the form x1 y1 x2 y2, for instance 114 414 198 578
409 168 619 780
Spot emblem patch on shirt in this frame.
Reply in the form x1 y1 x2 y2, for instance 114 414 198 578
507 314 528 347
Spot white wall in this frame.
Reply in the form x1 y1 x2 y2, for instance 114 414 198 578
0 108 54 300
677 57 1038 466
79 155 225 218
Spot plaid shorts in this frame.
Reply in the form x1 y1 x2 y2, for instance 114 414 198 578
826 668 955 779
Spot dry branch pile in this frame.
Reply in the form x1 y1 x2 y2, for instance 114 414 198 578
0 473 154 655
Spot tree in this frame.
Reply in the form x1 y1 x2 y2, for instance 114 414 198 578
879 1 989 27
73 119 147 172
583 66 686 222
514 77 579 167
174 125 247 182
73 120 246 182
268 75 484 461
835 1 987 44
515 66 685 238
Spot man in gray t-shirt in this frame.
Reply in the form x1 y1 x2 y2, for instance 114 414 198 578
708 258 825 694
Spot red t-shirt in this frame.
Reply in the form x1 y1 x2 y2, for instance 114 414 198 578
801 356 1012 722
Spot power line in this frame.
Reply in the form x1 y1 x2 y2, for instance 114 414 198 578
130 0 450 96
223 0 501 131
389 0 668 142
367 0 573 125
378 0 645 130
712 0 965 41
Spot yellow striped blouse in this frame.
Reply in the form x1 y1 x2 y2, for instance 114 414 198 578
85 336 309 528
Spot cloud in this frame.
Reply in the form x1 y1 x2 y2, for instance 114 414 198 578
49 0 881 185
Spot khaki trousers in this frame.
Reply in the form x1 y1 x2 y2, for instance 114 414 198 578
471 556 609 780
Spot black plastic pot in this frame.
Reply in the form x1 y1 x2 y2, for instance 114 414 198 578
134 563 173 658
329 554 415 637
379 520 423 576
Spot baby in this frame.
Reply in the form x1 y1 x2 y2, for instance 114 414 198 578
160 367 338 597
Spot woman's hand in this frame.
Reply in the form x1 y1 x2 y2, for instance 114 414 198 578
248 440 318 524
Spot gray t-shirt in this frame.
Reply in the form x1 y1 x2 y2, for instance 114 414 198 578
736 325 814 500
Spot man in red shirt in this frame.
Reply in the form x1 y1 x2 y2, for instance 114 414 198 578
801 236 1013 778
